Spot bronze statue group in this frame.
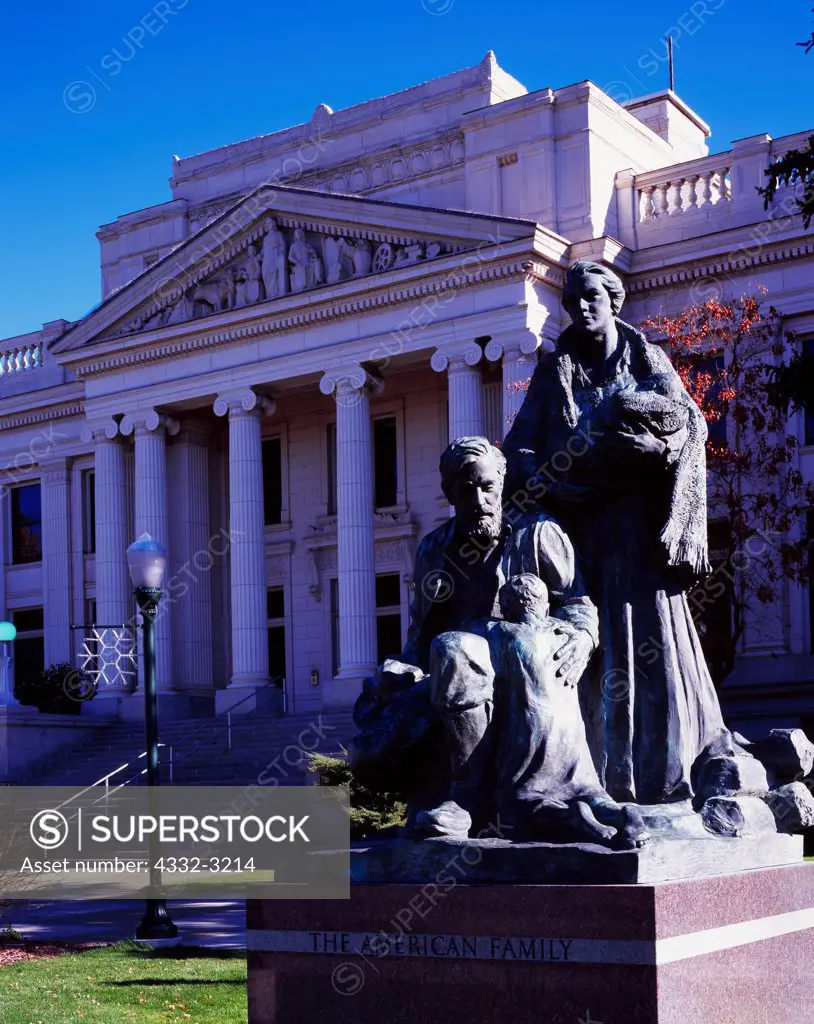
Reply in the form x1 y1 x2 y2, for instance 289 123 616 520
351 262 739 850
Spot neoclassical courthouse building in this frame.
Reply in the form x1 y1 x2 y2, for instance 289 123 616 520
2 53 813 759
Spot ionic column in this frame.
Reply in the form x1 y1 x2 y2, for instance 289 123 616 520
81 419 133 694
485 330 541 437
40 459 72 667
169 421 213 691
431 343 485 441
120 410 179 693
320 367 381 702
214 388 275 696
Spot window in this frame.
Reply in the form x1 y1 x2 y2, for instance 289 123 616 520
329 577 340 677
267 587 286 687
82 469 96 554
326 422 337 516
376 573 402 663
327 414 401 513
11 483 42 564
804 340 814 446
262 438 283 525
373 416 398 508
10 607 44 697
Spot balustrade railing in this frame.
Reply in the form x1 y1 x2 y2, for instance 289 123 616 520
633 131 812 228
0 340 43 376
637 157 732 222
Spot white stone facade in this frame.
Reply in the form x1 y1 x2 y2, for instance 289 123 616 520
1 53 812 730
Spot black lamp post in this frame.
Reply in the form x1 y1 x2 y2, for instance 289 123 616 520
127 536 178 941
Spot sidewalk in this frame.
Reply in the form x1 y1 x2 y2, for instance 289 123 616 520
4 899 246 949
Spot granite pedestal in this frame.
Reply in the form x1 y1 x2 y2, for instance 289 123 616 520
247 862 814 1024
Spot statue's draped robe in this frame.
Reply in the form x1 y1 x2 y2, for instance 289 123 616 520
503 320 732 804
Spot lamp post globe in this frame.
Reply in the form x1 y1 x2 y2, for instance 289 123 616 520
128 535 178 942
127 535 168 594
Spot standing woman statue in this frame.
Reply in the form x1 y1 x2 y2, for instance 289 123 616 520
243 243 264 304
261 218 289 300
503 261 734 805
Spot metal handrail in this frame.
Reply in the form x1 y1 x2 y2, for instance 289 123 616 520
55 745 167 809
54 745 168 819
167 677 284 772
164 675 285 756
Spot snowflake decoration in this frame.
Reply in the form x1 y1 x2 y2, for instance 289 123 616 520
77 626 138 693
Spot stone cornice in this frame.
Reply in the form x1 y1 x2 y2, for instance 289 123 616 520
569 236 633 273
0 397 84 432
626 233 814 293
58 244 555 379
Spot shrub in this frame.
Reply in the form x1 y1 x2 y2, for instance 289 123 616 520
14 663 90 714
307 751 406 839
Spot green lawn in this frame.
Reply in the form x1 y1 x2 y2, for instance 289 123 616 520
0 943 247 1023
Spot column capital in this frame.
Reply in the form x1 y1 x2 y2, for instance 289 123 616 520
80 418 120 444
431 343 482 374
214 388 276 420
319 366 383 401
484 330 541 362
119 409 181 437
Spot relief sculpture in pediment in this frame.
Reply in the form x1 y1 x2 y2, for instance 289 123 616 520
288 228 325 293
112 218 453 338
324 236 354 284
261 218 288 299
192 269 235 313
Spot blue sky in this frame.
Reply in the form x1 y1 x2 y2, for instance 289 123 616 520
1 0 811 339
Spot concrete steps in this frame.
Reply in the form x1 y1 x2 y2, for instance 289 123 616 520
18 708 356 789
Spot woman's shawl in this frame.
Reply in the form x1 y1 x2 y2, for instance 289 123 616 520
503 319 711 581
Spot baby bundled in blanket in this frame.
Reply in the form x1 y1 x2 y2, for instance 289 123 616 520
609 385 690 442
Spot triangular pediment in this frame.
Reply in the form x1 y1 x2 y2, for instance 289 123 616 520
52 184 537 355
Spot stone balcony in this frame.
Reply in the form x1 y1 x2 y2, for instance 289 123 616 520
616 130 814 250
0 321 72 397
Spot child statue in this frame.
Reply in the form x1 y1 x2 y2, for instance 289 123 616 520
486 573 650 847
